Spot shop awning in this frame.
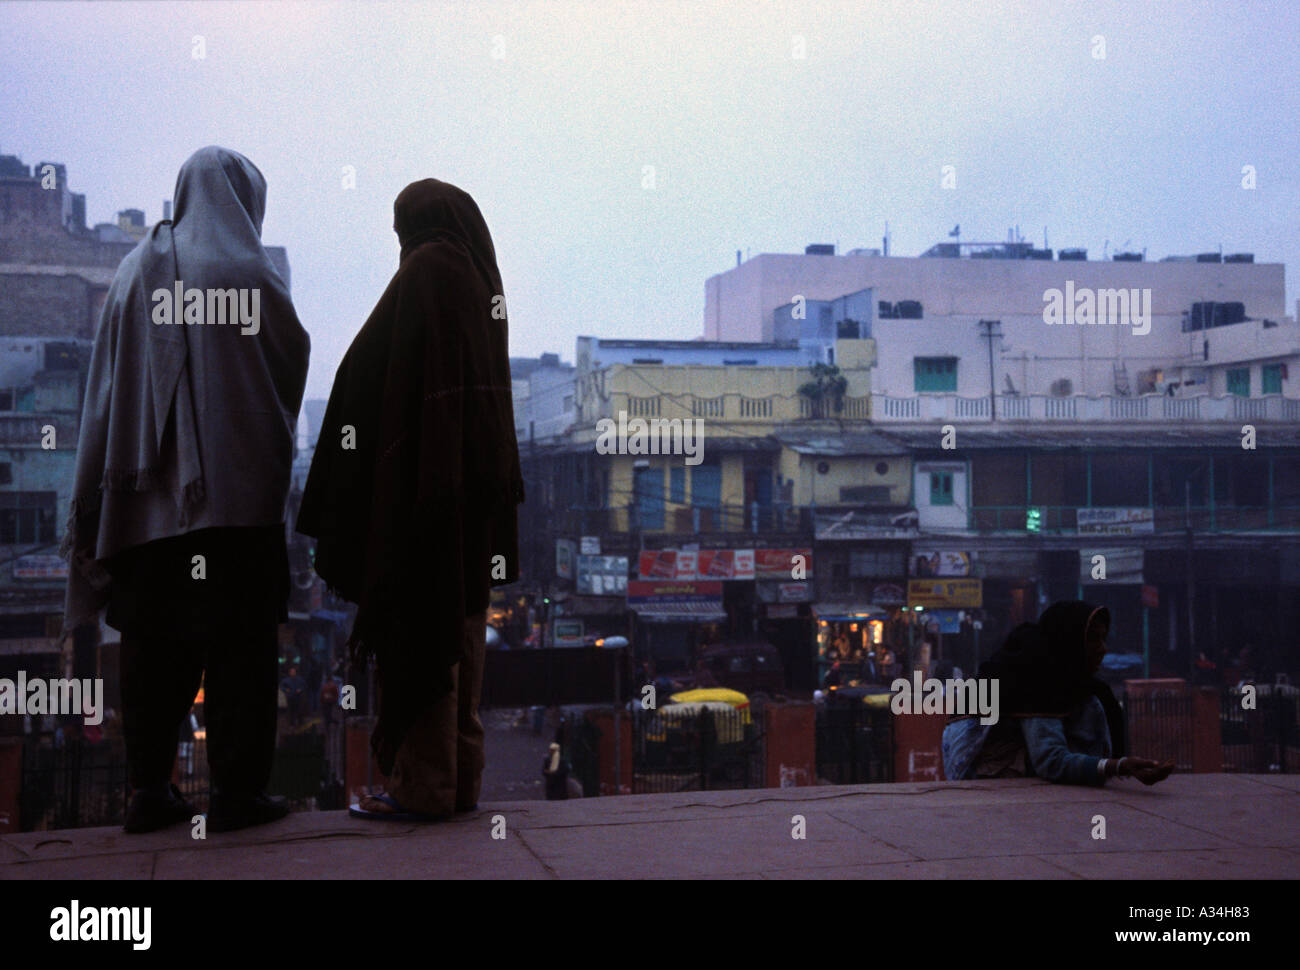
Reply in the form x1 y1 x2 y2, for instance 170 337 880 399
633 603 728 623
811 602 890 620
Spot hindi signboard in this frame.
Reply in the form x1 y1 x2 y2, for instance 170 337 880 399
1077 507 1154 535
907 578 982 609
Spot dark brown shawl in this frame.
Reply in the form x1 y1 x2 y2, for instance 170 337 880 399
296 179 524 773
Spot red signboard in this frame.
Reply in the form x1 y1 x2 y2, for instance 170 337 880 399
754 548 813 579
638 550 678 579
640 548 812 580
696 548 756 579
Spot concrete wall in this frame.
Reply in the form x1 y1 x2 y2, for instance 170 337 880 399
787 450 911 508
523 362 576 443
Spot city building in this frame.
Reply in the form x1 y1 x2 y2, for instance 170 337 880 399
703 239 1300 684
510 352 576 445
517 335 881 687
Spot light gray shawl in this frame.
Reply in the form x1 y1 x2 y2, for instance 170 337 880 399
61 146 310 634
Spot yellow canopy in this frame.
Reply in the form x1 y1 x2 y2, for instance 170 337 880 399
669 688 750 709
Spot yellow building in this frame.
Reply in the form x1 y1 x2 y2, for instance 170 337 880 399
568 337 900 536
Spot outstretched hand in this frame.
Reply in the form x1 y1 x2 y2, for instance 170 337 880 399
1123 757 1176 785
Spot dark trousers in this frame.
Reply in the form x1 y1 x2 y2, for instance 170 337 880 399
109 526 287 795
121 616 279 793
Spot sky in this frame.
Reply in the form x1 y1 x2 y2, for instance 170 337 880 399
3 0 1298 400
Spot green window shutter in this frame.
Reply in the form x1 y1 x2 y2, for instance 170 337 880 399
930 471 954 505
1226 368 1250 397
915 357 958 392
1262 364 1283 395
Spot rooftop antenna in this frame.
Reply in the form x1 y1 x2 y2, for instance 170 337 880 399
883 221 890 257
1044 226 1048 249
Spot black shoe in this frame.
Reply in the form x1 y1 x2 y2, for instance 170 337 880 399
124 784 199 834
206 792 290 833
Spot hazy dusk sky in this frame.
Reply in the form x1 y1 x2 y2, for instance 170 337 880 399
3 0 1297 399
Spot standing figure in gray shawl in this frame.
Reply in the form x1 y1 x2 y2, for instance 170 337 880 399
62 146 310 833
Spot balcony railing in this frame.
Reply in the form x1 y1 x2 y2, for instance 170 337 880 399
542 503 816 537
797 396 871 420
969 505 1300 534
872 393 1300 423
594 392 873 425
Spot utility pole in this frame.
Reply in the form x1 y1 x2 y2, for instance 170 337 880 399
1185 479 1196 675
978 320 1002 421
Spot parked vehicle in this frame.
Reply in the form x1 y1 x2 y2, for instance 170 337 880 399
693 640 785 696
667 687 754 726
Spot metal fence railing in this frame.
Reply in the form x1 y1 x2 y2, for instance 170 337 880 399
1219 685 1298 773
20 739 129 831
631 706 764 794
1122 691 1196 772
815 701 894 785
16 723 337 831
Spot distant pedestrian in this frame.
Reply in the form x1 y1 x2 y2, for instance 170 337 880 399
320 670 341 720
542 743 569 800
177 709 199 777
280 666 307 726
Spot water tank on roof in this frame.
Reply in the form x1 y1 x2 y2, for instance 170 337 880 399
1224 253 1254 263
1059 248 1087 261
805 244 835 255
1220 302 1246 325
1113 252 1143 261
1196 253 1222 263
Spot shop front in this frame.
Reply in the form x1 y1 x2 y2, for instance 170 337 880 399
812 602 893 688
627 580 727 675
756 579 814 691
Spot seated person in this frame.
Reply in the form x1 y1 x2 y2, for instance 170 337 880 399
943 601 1174 786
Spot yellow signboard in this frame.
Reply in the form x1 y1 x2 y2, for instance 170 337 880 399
907 578 982 608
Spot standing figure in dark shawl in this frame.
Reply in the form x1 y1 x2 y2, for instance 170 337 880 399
62 146 310 833
296 178 524 821
942 601 1175 786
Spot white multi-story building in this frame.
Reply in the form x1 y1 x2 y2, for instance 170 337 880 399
707 242 1298 407
511 352 578 445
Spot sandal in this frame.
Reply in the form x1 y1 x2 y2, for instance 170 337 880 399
348 792 443 822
